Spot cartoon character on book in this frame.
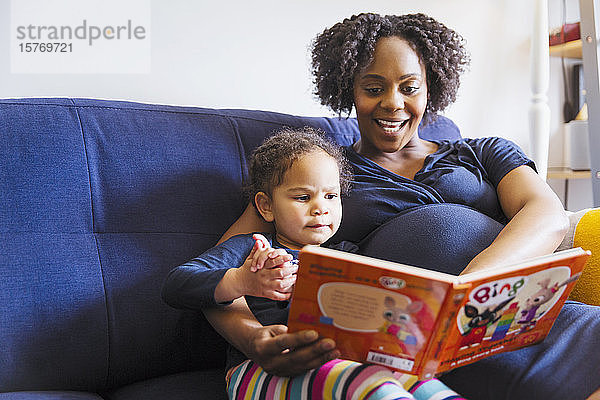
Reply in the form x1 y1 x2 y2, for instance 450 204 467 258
459 298 513 348
379 296 425 356
517 274 581 332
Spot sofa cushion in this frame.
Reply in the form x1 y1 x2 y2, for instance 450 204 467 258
96 233 227 388
76 102 248 236
104 369 227 400
0 99 92 233
570 208 600 305
0 234 108 391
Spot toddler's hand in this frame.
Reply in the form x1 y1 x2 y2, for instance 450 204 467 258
249 233 291 272
239 234 298 300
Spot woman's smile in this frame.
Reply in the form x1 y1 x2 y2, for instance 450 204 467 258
374 118 410 135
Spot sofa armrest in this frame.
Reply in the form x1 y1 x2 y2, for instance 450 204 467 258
562 208 600 305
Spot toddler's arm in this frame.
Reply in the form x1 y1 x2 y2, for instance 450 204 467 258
161 234 296 310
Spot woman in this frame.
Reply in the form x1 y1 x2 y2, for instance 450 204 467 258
206 13 600 399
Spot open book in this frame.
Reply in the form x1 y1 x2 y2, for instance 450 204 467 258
287 246 590 379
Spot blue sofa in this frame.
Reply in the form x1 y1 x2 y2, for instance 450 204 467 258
0 98 463 399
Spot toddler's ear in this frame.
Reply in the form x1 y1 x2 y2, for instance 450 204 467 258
255 192 274 222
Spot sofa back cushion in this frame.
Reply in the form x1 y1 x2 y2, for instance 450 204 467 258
0 98 460 391
0 99 109 391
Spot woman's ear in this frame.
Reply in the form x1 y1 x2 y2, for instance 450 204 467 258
254 192 274 222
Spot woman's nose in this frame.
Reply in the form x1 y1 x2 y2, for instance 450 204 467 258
381 89 404 111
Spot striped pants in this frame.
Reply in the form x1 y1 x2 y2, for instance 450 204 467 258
226 359 465 400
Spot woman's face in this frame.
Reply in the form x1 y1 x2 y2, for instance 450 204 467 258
353 36 428 154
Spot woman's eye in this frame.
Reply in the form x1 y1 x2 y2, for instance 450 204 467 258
365 87 383 95
401 86 419 95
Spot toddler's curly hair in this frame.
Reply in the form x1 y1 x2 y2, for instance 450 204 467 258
247 127 352 206
311 13 470 123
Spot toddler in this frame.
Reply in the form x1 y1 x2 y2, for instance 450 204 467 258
162 127 463 400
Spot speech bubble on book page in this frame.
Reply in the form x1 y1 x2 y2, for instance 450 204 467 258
317 282 416 332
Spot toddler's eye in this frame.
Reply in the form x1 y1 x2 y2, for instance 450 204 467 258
325 193 338 200
294 195 309 201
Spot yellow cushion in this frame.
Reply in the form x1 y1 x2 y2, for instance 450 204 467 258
570 209 600 305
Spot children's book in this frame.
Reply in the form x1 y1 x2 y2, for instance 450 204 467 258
287 246 590 379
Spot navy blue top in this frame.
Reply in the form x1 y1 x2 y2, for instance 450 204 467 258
331 137 535 244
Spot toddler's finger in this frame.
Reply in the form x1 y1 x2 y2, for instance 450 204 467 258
264 253 293 269
254 248 275 271
250 234 272 270
252 233 270 250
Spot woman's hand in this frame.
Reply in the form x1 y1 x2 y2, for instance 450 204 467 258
245 325 340 377
204 299 339 377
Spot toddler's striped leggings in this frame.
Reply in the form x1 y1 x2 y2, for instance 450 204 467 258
226 359 464 400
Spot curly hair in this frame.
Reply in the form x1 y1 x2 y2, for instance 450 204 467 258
247 127 352 207
311 13 470 123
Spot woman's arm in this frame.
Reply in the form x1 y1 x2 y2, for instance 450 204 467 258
218 203 274 244
462 165 569 274
203 299 339 376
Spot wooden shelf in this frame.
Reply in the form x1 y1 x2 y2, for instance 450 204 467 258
547 167 591 179
549 40 582 59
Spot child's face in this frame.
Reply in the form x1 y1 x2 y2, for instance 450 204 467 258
257 150 342 250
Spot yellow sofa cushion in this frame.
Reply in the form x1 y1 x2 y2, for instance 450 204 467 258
570 209 600 305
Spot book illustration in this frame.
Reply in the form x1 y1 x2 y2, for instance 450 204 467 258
455 266 575 353
516 273 581 332
459 297 513 348
490 302 519 341
312 282 435 358
379 296 425 357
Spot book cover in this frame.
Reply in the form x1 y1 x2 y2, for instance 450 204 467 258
287 246 590 379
